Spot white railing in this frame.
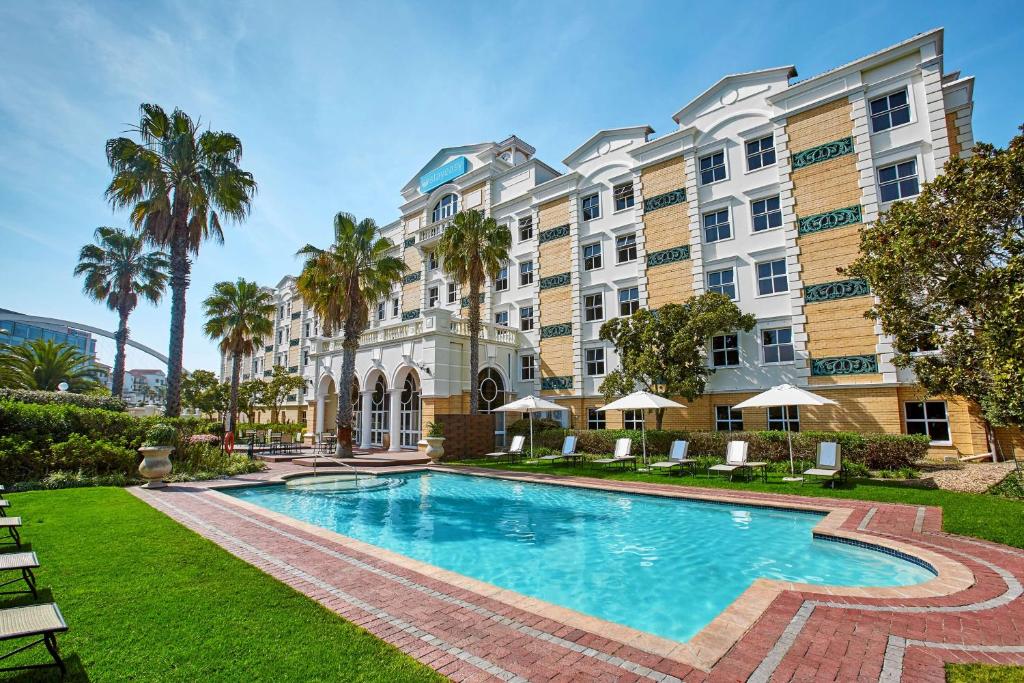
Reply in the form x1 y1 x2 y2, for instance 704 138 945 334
418 216 454 244
449 319 519 345
314 313 517 354
360 319 423 345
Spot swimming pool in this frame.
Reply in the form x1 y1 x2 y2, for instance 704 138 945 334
226 471 934 642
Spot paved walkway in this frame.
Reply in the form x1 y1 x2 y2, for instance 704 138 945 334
131 464 1024 681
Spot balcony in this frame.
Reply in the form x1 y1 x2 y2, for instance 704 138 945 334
313 309 518 355
417 216 454 246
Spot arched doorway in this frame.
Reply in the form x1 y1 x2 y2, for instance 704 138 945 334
478 367 508 446
399 371 422 448
316 375 337 436
369 376 389 447
351 380 362 446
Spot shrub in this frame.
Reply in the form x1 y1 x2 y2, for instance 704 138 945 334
507 418 563 438
0 388 127 412
143 423 177 446
188 434 221 446
989 474 1024 500
0 435 44 483
48 434 137 475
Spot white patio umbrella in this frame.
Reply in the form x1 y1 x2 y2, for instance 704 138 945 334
597 391 687 468
732 384 837 480
495 395 568 459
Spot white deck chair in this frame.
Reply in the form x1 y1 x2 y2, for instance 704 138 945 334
485 435 526 462
538 435 580 463
649 440 694 475
593 438 636 469
708 441 760 481
803 441 842 487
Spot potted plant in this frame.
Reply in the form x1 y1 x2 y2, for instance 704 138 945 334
138 423 177 488
424 421 445 462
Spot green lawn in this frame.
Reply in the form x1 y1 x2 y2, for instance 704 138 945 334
448 460 1024 549
2 487 446 682
947 663 1024 682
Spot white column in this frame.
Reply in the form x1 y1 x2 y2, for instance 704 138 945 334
388 388 402 451
359 390 373 449
315 392 325 434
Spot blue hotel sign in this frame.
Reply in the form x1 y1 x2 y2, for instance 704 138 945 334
419 156 469 193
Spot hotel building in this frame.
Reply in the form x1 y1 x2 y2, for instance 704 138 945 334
222 29 1022 459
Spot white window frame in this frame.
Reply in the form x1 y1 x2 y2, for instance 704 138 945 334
618 286 640 316
391 297 399 317
869 87 912 134
750 195 783 233
494 310 509 327
519 305 534 331
715 405 744 432
702 208 733 244
583 292 604 322
432 193 458 223
427 251 439 271
519 260 534 286
761 326 795 365
447 282 457 304
520 354 536 381
613 182 635 212
698 149 728 185
584 347 606 377
623 409 643 430
706 266 737 301
616 233 638 264
587 407 606 430
427 286 439 308
518 216 534 242
583 241 603 271
755 258 789 297
745 134 776 172
711 333 740 368
904 400 952 445
877 159 920 204
495 265 509 292
581 193 601 221
767 406 800 432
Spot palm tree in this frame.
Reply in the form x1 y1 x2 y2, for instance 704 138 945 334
202 279 275 434
73 227 168 398
105 103 257 417
434 209 511 414
296 212 406 456
0 339 102 392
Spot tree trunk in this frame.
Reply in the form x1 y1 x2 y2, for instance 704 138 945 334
468 276 481 414
227 352 241 435
111 305 130 398
655 408 665 431
163 224 190 417
336 319 359 458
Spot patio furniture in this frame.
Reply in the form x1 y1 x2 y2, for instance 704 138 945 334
0 603 68 677
485 435 526 463
593 438 636 469
538 435 582 464
649 440 694 475
494 396 569 460
268 432 283 454
595 392 687 469
803 442 843 487
0 500 10 517
0 552 40 598
0 518 22 548
708 441 767 482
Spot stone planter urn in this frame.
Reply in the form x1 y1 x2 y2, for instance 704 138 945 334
138 446 174 488
423 436 445 462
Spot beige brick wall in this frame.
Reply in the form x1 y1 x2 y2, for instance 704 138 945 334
539 336 573 394
792 155 861 217
646 261 693 309
538 197 569 230
539 285 571 324
798 226 861 285
945 111 962 158
804 297 877 359
787 99 853 152
402 246 423 310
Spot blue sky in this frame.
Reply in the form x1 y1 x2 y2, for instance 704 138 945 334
1 0 1022 373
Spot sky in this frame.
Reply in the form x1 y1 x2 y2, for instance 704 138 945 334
1 0 1022 374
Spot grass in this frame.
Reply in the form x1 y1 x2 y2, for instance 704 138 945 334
2 487 446 682
946 663 1024 681
448 459 1024 549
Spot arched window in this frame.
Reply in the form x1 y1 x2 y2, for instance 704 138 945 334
399 373 421 448
369 377 388 447
477 368 506 413
432 194 458 223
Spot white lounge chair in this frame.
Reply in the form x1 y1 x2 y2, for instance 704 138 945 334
708 441 767 481
803 441 842 487
486 435 526 462
649 440 694 475
593 438 636 469
538 435 581 464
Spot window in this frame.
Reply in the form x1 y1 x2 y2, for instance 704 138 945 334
623 410 643 430
519 306 534 331
587 407 606 430
495 310 509 326
304 322 311 337
584 293 604 322
520 354 536 381
276 330 283 344
618 287 639 316
585 348 606 376
878 160 919 203
427 252 438 271
613 182 634 211
616 233 637 263
870 89 911 133
762 327 794 364
495 265 509 291
707 267 736 300
715 406 744 431
518 216 534 241
519 260 534 286
377 302 385 321
431 193 458 222
756 259 788 295
391 297 399 317
428 286 439 308
746 135 776 171
699 151 726 185
582 193 601 221
767 406 800 432
279 305 285 319
583 242 603 271
447 282 457 304
711 334 739 367
904 401 950 443
751 196 782 232
703 209 731 243
301 349 309 366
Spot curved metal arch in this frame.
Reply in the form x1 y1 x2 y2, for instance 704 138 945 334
0 313 169 364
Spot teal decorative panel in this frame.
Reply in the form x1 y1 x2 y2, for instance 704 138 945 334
797 205 863 235
791 137 854 170
810 354 878 376
804 278 870 303
264 345 273 353
643 188 686 213
646 245 691 268
401 309 420 321
263 370 272 377
538 224 570 244
403 237 415 248
539 272 571 290
402 271 421 285
460 294 485 307
288 366 298 374
541 376 573 390
291 311 301 320
289 339 299 347
540 322 572 339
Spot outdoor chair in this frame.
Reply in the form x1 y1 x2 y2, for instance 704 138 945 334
0 499 9 517
593 438 636 469
0 552 40 598
0 518 22 548
0 603 68 677
538 435 582 464
803 442 843 487
649 440 694 475
708 441 767 482
485 435 526 463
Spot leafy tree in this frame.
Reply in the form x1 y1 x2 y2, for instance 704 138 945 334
237 379 264 423
296 212 405 455
0 340 103 392
846 127 1024 438
74 226 167 397
599 292 756 429
202 279 276 433
105 103 257 417
181 369 223 415
434 209 511 414
258 365 307 425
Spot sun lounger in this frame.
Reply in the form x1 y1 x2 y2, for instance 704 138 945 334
486 435 526 462
803 441 843 487
0 603 68 676
0 500 9 517
593 438 636 469
0 518 21 548
708 441 767 481
0 552 39 598
649 440 694 475
538 435 581 464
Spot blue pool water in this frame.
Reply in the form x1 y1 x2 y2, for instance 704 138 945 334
227 472 933 642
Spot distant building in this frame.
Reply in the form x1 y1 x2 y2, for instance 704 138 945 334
125 369 167 406
0 308 98 358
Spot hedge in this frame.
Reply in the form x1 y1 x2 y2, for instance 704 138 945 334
521 427 930 470
0 388 127 412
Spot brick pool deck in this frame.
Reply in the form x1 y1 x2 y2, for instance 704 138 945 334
131 464 1024 681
